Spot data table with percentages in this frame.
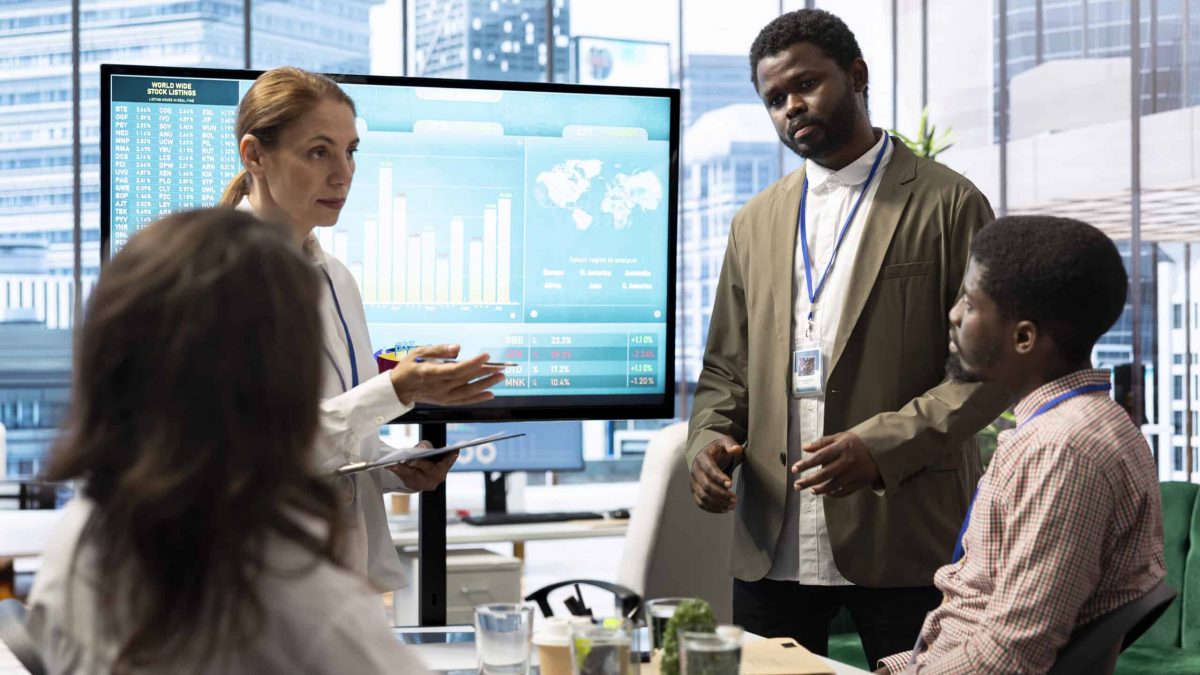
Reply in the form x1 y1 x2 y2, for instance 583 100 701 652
108 76 241 251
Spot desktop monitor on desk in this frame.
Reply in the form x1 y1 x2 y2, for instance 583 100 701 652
99 64 679 423
446 421 583 474
445 421 583 514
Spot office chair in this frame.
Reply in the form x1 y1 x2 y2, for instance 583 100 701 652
1047 580 1177 675
615 422 734 623
524 579 640 620
0 599 46 675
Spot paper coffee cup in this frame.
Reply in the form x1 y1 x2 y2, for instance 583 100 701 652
534 616 591 675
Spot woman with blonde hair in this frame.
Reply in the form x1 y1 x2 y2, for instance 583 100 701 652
218 66 504 591
28 209 429 673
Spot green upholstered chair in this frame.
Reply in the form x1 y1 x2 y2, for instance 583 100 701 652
826 608 870 670
1115 481 1200 675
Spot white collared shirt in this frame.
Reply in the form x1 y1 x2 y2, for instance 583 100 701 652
237 197 413 591
767 131 893 585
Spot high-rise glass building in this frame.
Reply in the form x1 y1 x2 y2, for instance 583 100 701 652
995 0 1197 139
677 101 777 386
411 0 569 80
673 54 777 388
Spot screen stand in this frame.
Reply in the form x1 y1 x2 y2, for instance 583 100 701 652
484 471 508 514
418 423 447 627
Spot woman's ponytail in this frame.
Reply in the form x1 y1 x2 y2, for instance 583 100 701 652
218 169 251 207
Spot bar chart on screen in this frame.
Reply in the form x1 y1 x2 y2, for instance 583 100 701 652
352 188 516 307
316 133 527 322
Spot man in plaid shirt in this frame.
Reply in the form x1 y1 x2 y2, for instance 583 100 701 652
876 215 1166 674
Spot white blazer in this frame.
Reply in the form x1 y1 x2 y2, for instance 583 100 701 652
238 198 413 591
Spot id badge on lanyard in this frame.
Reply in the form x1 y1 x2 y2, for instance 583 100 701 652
791 134 889 400
792 315 825 398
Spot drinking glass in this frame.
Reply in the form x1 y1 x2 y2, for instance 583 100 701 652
677 625 743 675
644 597 690 652
568 618 639 675
474 603 535 675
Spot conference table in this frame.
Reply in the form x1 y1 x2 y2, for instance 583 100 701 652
401 625 874 675
0 633 874 674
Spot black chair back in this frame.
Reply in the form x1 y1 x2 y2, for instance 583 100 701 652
525 579 640 620
1047 580 1177 675
0 598 46 675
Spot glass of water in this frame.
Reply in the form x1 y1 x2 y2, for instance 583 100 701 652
644 597 690 652
678 625 743 675
568 618 639 675
474 603 535 675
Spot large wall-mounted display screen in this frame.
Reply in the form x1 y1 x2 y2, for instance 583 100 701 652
101 64 678 422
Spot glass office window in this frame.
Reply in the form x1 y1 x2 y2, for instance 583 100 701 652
809 0 898 137
994 2 1158 472
568 0 676 87
407 0 565 82
0 0 75 477
1002 0 1132 224
252 0 376 73
370 0 408 76
926 0 1001 204
893 0 925 138
1137 0 1200 479
677 0 778 403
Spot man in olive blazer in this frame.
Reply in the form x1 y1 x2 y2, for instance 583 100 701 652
689 136 1006 575
687 9 1009 666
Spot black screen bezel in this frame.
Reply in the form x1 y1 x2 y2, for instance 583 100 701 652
99 63 679 423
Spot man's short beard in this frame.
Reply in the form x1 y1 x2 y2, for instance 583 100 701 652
945 353 984 383
781 79 863 161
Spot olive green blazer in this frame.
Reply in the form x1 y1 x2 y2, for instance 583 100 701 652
687 139 1010 587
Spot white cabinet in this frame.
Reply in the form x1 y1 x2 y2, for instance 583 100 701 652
393 547 523 625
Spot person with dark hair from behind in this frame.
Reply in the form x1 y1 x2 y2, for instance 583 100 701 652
688 8 1007 665
876 216 1165 673
26 209 430 674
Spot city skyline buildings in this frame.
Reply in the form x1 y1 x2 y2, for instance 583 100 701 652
411 0 570 81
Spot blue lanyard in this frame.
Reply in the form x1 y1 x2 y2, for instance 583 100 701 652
1019 383 1112 428
799 133 889 323
321 268 359 391
950 381 1112 563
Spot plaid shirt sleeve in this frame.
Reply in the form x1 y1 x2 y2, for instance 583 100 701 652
879 650 913 673
913 441 1113 674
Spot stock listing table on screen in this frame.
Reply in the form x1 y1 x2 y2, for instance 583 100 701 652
108 77 242 251
107 73 671 401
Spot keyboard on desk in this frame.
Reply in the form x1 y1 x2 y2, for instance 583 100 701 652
461 511 606 526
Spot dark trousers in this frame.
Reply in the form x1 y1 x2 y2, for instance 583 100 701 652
733 577 940 668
